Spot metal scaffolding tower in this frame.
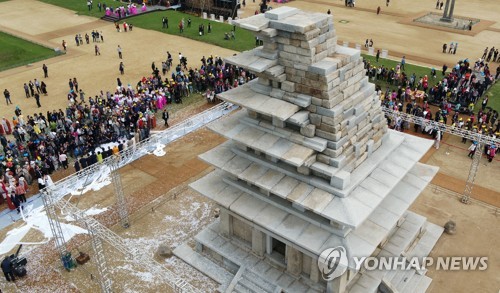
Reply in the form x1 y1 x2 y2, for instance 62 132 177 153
381 107 499 204
38 103 235 292
53 198 200 293
41 189 68 261
110 156 130 228
462 139 483 204
86 220 113 293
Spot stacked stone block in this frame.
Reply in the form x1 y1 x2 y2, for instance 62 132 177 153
236 7 387 189
180 8 442 293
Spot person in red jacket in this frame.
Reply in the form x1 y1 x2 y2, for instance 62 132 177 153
15 182 26 203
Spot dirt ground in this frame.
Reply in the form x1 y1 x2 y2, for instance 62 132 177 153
0 0 236 121
0 124 226 292
0 0 499 292
239 0 500 68
418 132 500 207
410 185 500 293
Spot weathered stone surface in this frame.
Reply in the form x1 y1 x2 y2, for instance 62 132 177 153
300 124 316 138
281 81 295 92
234 13 270 31
330 170 350 189
309 57 341 75
444 220 456 235
157 244 173 258
317 105 344 118
309 113 322 126
265 6 300 20
188 10 440 293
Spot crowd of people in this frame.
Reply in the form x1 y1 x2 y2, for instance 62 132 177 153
62 30 105 54
481 46 500 63
364 56 498 112
368 55 499 162
0 53 255 213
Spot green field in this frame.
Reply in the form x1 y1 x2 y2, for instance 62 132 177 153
0 31 59 71
475 82 500 113
362 55 499 112
126 11 255 52
38 0 256 51
361 55 442 90
40 0 125 18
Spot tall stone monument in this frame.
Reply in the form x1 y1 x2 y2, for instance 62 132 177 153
175 7 443 293
441 0 456 22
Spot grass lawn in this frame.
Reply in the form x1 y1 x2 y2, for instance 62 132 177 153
474 82 500 113
129 10 255 52
38 0 256 51
163 92 204 114
362 54 442 90
0 31 59 71
39 0 125 18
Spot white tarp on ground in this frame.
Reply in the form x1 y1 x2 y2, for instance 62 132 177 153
0 205 94 255
0 103 238 255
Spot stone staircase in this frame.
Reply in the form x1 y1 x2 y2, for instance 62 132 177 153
226 266 281 293
174 243 235 292
348 211 443 293
174 222 323 293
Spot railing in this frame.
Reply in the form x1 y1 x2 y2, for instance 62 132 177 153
50 102 238 202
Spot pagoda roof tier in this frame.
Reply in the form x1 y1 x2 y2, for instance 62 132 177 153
190 162 438 270
217 83 299 121
197 131 436 229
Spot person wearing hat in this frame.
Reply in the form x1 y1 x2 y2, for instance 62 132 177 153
468 141 478 158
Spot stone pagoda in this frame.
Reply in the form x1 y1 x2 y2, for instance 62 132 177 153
175 7 443 293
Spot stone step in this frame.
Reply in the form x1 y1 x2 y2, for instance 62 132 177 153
405 221 444 275
233 283 253 293
382 212 427 256
226 265 246 293
173 243 234 292
224 50 278 73
250 80 273 96
264 65 285 77
286 279 313 293
240 269 279 293
390 267 415 290
239 275 272 293
217 82 298 121
382 269 397 285
409 275 433 293
344 131 434 199
348 282 378 293
405 221 444 259
397 270 427 293
310 161 339 178
287 110 310 127
351 273 380 293
238 113 328 152
194 224 244 265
